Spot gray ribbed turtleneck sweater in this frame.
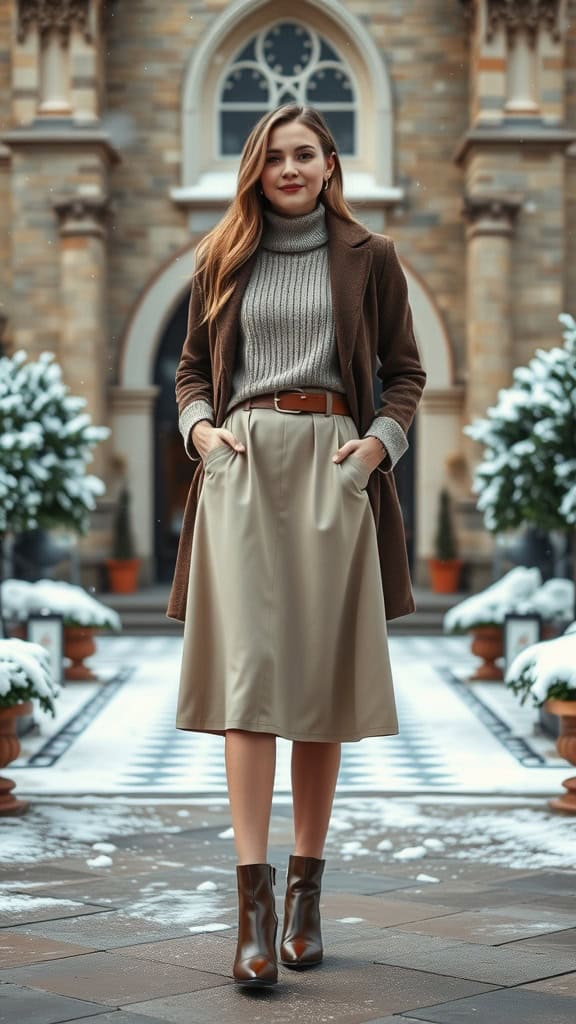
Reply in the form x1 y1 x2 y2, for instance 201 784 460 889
182 203 406 467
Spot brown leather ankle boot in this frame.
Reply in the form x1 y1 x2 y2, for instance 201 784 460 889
280 854 325 968
233 863 278 987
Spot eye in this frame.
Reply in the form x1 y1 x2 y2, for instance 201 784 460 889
298 152 313 160
266 155 279 163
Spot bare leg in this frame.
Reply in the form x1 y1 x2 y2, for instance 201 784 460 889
225 729 277 864
291 741 341 858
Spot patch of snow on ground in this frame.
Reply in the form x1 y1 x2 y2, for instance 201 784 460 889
0 800 168 865
327 797 576 870
125 888 233 926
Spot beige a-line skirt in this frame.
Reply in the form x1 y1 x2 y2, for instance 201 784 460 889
175 403 398 742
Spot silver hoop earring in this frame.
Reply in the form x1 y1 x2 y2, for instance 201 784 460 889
323 178 330 191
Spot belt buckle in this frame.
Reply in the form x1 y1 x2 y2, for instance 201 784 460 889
273 389 306 414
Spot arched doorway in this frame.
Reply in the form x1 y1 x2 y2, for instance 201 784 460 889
152 304 417 582
153 294 193 582
115 246 452 582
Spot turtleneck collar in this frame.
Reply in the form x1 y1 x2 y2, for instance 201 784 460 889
261 202 328 254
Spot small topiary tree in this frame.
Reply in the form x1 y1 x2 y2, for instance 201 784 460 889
111 486 136 561
435 489 458 561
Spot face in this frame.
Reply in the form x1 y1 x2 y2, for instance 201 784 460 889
259 121 335 217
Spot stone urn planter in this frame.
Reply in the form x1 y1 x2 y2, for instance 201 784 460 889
63 625 98 681
0 700 33 815
469 626 504 681
544 699 576 815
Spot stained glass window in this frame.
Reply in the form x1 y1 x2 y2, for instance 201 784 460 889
219 21 357 156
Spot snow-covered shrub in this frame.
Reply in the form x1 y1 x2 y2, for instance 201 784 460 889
1 579 121 631
0 637 59 715
444 567 542 633
515 578 575 623
464 313 576 533
505 631 576 707
0 350 110 534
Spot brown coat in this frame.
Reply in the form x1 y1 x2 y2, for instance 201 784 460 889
166 209 426 622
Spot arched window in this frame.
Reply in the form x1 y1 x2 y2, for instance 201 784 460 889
218 20 357 156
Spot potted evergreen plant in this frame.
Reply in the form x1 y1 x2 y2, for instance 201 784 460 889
0 637 57 815
105 485 140 593
0 349 110 632
505 626 576 814
464 312 576 619
428 489 463 593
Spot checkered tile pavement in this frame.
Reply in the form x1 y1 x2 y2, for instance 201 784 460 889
12 636 567 797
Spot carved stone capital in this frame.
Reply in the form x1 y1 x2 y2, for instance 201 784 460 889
462 192 523 236
17 0 92 44
459 0 477 32
486 1 562 43
53 192 110 237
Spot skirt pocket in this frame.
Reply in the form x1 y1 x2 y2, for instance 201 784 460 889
340 452 371 493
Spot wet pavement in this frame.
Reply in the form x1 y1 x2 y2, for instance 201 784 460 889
2 633 575 1021
1 797 575 1023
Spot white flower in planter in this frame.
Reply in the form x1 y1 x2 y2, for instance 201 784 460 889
0 637 59 715
443 567 542 634
1 578 121 631
505 629 576 707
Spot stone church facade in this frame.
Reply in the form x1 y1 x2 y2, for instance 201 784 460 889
1 0 575 590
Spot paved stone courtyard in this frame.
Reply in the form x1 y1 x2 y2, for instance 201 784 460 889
1 635 575 1022
1 798 575 1023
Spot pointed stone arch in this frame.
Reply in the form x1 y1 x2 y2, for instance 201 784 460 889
113 242 458 572
179 0 396 190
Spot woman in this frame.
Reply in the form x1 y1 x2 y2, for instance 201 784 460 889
168 105 426 988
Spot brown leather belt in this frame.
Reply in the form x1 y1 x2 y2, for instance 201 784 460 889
229 389 351 417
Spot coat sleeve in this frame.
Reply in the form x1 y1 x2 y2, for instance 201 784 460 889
175 271 215 462
365 237 427 474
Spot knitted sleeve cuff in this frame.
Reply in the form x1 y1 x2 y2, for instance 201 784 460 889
179 400 215 461
363 415 408 473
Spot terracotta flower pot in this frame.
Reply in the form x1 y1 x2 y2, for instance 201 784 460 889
469 625 504 681
0 701 33 815
544 698 576 815
105 557 140 594
428 558 463 594
63 625 97 681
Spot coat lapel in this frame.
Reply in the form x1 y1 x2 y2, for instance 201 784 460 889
326 210 372 374
215 251 257 374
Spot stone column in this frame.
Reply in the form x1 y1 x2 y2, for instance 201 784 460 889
459 0 564 123
462 193 522 426
109 386 161 586
53 192 110 476
16 0 99 121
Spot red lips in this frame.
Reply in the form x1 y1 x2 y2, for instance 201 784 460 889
280 185 303 192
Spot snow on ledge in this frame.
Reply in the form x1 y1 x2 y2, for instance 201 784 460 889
171 172 405 205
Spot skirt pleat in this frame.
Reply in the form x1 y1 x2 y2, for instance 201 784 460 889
176 406 398 742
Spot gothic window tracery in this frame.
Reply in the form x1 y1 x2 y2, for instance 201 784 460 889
218 21 357 156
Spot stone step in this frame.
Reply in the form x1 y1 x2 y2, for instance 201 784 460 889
97 585 466 636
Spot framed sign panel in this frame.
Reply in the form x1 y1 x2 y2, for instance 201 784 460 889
504 613 542 674
26 612 64 687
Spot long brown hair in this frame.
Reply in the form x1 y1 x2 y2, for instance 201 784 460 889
194 105 358 323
